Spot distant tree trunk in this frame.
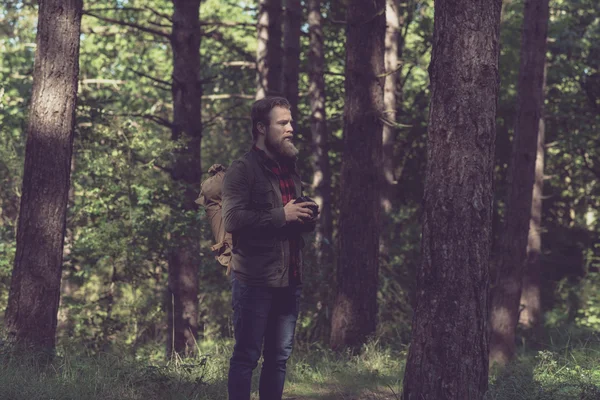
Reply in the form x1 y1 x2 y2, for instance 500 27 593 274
401 0 502 397
3 0 82 352
256 0 283 99
379 0 401 269
519 110 546 336
381 0 400 213
167 0 202 358
489 0 550 366
308 0 333 269
329 0 385 350
283 0 301 121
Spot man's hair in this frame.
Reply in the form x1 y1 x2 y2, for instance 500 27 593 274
251 96 291 142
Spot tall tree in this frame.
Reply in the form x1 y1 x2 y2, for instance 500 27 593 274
283 0 301 122
489 0 550 366
167 0 203 358
381 0 400 212
308 0 333 268
519 107 546 335
4 0 83 352
329 0 385 350
402 0 502 398
256 0 283 99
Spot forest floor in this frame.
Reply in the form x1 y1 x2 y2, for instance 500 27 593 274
2 333 600 399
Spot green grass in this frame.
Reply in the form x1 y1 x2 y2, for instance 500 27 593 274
486 338 600 400
2 335 600 400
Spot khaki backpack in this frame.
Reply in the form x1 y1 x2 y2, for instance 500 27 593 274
196 164 232 275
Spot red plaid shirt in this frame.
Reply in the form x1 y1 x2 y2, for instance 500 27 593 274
253 146 300 284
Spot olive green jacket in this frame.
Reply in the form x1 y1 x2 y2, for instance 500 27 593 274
221 149 315 287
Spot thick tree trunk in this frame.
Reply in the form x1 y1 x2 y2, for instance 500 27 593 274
308 0 333 269
381 0 400 213
329 0 385 350
256 0 283 99
519 114 545 335
4 0 82 352
489 0 550 366
167 0 202 358
401 0 502 398
283 0 301 121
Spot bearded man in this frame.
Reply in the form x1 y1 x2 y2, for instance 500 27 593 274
222 96 318 400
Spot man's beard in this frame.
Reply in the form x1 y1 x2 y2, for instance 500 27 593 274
266 134 299 160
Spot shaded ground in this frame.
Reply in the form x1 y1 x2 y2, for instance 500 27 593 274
283 384 400 400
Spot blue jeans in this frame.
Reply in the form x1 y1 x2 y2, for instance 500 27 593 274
228 274 301 400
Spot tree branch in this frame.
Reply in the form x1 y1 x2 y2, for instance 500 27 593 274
203 101 246 126
202 94 254 100
84 11 171 39
377 62 403 78
143 6 173 22
199 21 256 28
117 113 175 129
85 7 145 13
128 68 171 88
131 152 174 175
85 6 172 22
148 20 172 29
80 79 124 86
580 149 600 180
222 61 256 68
325 17 346 25
204 30 255 62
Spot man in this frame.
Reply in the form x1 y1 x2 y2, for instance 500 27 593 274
222 96 318 400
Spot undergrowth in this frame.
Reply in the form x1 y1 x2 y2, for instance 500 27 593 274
1 332 600 400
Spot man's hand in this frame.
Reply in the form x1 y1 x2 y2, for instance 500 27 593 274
284 199 316 224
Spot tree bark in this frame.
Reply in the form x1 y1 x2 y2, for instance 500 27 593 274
167 0 202 358
519 112 545 335
4 0 82 352
283 0 301 122
401 0 502 398
329 0 385 350
489 0 550 366
308 0 333 269
256 0 283 99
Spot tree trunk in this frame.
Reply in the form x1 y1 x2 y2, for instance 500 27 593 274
379 0 401 270
4 0 82 353
519 113 545 336
381 0 400 213
489 0 550 366
308 0 333 269
256 0 283 99
167 0 203 358
329 0 385 350
283 0 301 122
401 0 502 398
306 0 334 342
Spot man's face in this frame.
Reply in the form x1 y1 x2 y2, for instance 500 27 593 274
263 106 299 160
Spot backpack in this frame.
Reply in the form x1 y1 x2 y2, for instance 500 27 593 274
195 164 232 275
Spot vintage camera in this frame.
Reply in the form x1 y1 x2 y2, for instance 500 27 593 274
294 196 319 219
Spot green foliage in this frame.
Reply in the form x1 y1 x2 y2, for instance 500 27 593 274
487 339 600 399
0 343 227 400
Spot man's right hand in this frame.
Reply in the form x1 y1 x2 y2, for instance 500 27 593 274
284 199 315 224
